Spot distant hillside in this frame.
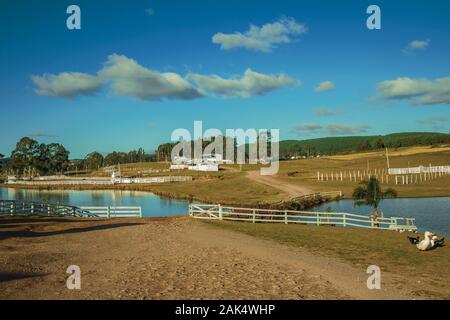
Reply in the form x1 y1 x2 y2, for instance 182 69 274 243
279 132 450 157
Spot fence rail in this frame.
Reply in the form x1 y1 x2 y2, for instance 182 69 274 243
0 200 142 218
189 204 417 231
79 206 142 218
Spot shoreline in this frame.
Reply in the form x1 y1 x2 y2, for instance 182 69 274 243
2 183 450 201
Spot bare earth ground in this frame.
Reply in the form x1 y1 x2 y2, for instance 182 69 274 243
0 216 417 300
246 170 312 198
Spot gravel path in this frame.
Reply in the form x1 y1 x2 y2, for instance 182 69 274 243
246 170 312 198
0 216 410 299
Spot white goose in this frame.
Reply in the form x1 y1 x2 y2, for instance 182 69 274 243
416 231 435 251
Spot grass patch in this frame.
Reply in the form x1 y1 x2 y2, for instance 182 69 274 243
203 220 450 298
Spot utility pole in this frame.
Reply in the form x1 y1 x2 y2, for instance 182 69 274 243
385 147 390 169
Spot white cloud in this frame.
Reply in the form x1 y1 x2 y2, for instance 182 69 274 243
293 123 370 136
293 123 322 134
98 54 204 101
31 72 102 98
325 124 370 135
212 17 307 52
32 54 298 101
28 132 59 138
403 39 430 53
417 116 450 129
314 80 335 92
377 76 450 105
313 107 343 116
187 68 298 98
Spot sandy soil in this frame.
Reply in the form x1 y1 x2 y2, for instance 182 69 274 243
246 170 312 198
0 216 416 300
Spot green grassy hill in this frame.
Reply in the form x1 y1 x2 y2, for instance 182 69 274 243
279 132 450 157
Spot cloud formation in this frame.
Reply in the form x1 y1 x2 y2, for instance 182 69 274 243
31 72 102 98
187 68 298 98
28 132 59 138
98 54 204 101
417 116 450 129
293 123 370 136
32 54 299 101
403 39 430 53
212 17 306 52
377 76 450 105
313 107 343 117
314 80 335 92
326 124 370 135
293 123 322 133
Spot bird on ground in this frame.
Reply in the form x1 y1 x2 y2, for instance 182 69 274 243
432 236 445 248
407 235 420 245
416 232 435 251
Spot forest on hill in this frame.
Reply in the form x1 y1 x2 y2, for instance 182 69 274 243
279 132 450 158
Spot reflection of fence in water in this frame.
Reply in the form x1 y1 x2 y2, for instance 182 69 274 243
0 200 142 218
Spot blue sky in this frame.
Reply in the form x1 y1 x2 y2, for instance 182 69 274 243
1 0 449 158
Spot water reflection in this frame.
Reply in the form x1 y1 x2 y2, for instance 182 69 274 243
315 197 450 236
0 188 189 218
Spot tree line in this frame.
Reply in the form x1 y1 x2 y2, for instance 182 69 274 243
0 137 154 177
279 132 450 157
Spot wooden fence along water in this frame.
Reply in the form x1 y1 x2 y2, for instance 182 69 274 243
189 204 417 232
6 175 192 186
0 200 142 218
79 206 142 218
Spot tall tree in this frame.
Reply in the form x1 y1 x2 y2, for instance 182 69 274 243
47 143 70 174
0 153 4 172
84 152 104 170
10 137 40 175
352 176 397 225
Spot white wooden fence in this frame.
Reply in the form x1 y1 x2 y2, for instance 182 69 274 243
189 204 417 231
389 165 450 175
80 206 142 218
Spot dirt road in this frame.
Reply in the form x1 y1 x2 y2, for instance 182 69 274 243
246 170 312 198
0 216 412 300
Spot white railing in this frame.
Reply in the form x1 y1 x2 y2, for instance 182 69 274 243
388 165 450 175
189 204 417 231
80 206 142 218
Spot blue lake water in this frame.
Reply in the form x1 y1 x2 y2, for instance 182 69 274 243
315 197 450 236
1 188 449 236
0 188 190 218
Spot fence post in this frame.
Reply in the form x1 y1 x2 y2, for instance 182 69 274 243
316 212 320 226
10 203 14 216
218 204 223 220
252 209 256 223
139 207 142 218
343 213 346 227
284 210 288 224
107 206 111 219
